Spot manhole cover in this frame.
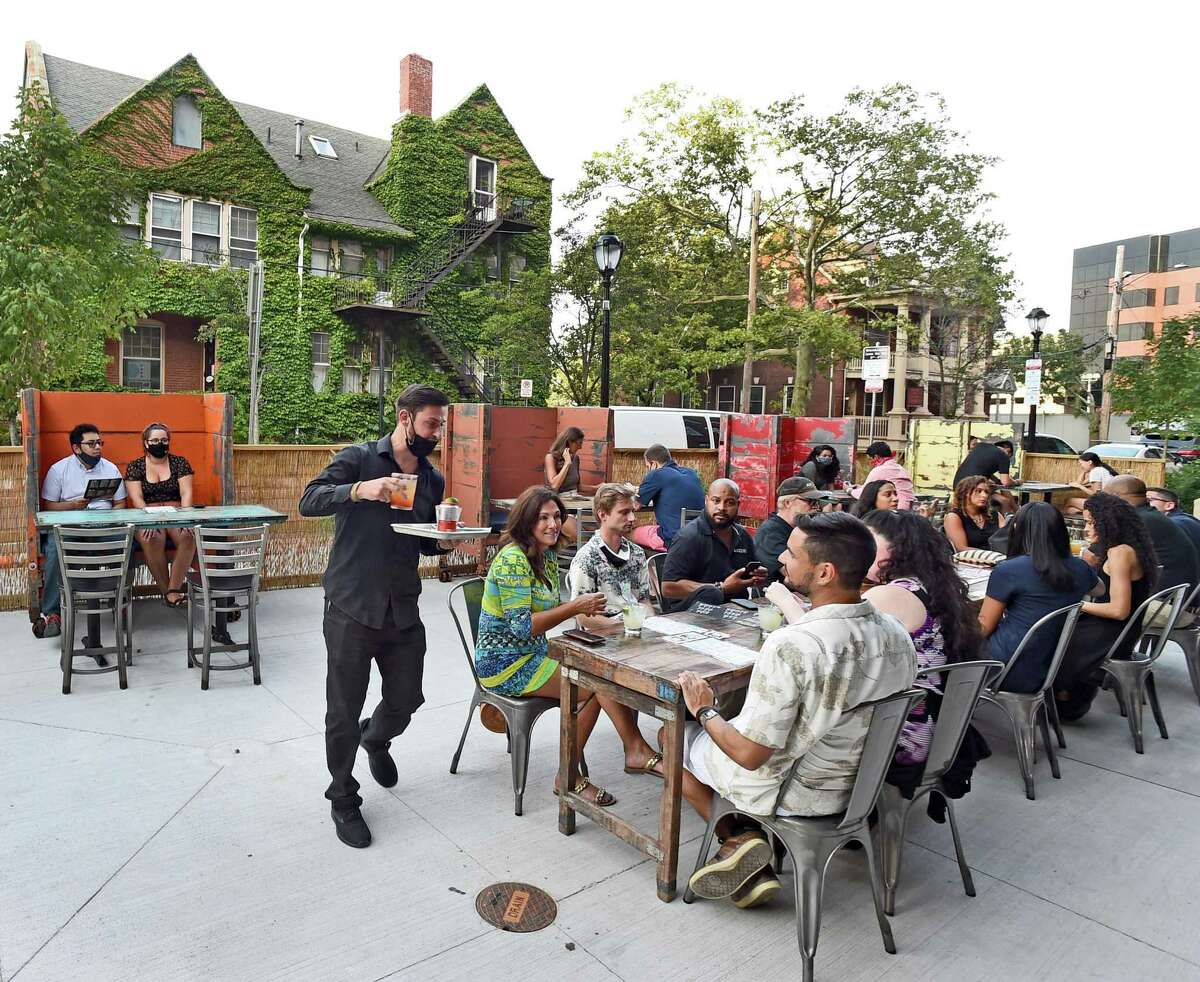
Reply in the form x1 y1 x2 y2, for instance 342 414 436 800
475 882 557 933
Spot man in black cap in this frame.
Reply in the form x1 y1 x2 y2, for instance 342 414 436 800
754 477 829 582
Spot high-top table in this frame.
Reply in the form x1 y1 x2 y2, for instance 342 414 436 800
552 605 765 902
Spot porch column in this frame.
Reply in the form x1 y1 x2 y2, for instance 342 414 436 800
887 304 909 417
913 305 933 416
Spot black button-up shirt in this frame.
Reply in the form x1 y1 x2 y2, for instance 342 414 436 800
661 511 755 612
299 438 445 630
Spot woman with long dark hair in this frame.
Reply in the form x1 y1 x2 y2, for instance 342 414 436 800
475 486 664 804
800 444 842 490
1063 452 1121 514
851 480 899 518
545 426 591 495
944 476 1004 552
1054 492 1158 719
978 503 1098 692
861 510 982 766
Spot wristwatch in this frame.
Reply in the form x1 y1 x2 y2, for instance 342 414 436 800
697 705 722 727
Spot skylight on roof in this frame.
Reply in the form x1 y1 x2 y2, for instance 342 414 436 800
308 135 337 159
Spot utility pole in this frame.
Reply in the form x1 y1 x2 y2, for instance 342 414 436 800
246 260 265 444
1098 244 1125 442
739 189 761 413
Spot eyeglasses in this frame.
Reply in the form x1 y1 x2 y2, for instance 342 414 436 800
79 439 104 448
146 439 170 446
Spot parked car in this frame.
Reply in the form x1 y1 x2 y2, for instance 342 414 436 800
1133 433 1200 460
611 407 722 451
1024 434 1078 455
1085 443 1179 471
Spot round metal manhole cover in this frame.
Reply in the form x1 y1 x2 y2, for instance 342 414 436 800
475 882 557 933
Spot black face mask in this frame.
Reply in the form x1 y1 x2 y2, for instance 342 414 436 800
147 443 170 459
75 450 101 470
405 421 438 459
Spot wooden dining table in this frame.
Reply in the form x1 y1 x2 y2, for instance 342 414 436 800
552 605 766 902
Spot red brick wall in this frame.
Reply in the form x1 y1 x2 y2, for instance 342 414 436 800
708 358 844 415
103 315 205 392
399 54 433 117
94 91 211 169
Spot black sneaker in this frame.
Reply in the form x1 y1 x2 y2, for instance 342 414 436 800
360 718 398 788
81 636 109 667
331 805 371 848
211 626 235 646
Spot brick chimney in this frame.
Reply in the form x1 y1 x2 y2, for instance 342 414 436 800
399 54 433 117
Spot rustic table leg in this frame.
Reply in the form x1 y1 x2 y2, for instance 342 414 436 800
558 668 579 836
656 701 685 901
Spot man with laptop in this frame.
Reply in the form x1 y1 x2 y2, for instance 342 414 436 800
33 423 127 653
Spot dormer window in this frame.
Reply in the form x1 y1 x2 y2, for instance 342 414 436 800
309 135 337 159
172 95 202 149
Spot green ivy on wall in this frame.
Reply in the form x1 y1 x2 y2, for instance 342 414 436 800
74 59 553 442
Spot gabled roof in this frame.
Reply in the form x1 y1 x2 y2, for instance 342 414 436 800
41 52 405 236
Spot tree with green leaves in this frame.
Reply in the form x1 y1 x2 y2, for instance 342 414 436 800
1111 314 1200 437
992 329 1090 416
0 87 153 426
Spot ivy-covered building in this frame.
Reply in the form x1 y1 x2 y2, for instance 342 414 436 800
22 43 552 441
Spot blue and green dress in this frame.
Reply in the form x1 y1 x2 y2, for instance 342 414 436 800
475 544 561 696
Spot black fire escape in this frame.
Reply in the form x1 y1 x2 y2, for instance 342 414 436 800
332 193 538 406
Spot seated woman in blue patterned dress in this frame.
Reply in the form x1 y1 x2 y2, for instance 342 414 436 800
475 486 664 806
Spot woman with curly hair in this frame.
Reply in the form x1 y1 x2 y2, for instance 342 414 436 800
475 486 664 805
850 479 899 518
861 510 982 767
800 444 843 490
943 476 1004 552
1054 492 1158 720
979 503 1098 692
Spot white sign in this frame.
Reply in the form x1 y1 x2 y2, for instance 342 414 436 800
1024 358 1043 403
862 345 889 380
519 378 534 399
865 378 884 394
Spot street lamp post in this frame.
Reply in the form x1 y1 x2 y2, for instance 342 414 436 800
1025 307 1048 450
593 232 624 407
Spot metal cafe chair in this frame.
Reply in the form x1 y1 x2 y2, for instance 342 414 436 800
972 603 1082 800
877 660 1002 915
680 507 704 530
53 524 136 694
185 524 268 690
1100 583 1189 754
448 578 579 816
649 551 668 614
684 689 922 982
1141 581 1200 707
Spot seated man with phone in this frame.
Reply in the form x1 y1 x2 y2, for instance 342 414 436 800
661 479 766 613
33 423 127 656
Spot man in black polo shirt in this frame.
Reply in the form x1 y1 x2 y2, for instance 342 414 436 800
299 384 453 848
754 477 828 582
952 439 1017 488
661 479 766 613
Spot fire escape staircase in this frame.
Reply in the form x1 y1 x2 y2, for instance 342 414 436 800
333 193 537 402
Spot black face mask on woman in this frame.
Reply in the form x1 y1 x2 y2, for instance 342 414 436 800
147 443 170 459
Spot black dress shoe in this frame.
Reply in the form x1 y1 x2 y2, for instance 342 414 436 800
360 718 398 788
331 805 371 848
211 626 235 646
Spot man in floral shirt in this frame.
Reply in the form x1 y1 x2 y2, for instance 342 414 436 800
678 512 916 908
567 484 655 631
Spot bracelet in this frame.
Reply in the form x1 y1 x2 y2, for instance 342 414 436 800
350 481 361 502
697 705 722 727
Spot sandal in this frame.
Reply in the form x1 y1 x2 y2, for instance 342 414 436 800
163 590 187 609
624 752 664 779
554 777 617 807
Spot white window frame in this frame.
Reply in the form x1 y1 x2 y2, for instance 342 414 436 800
340 240 365 277
749 384 766 415
311 331 330 392
311 234 332 277
119 320 165 392
229 206 258 268
368 334 394 396
469 155 498 219
116 197 143 244
508 253 526 286
171 95 202 149
342 339 364 393
716 384 737 412
308 135 337 159
189 200 223 266
781 385 794 414
150 193 183 260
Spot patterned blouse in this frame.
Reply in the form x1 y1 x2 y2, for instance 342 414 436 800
566 533 653 606
124 453 194 505
474 544 561 697
888 577 948 766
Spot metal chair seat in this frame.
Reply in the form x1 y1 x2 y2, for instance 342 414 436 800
187 569 256 592
1141 582 1200 706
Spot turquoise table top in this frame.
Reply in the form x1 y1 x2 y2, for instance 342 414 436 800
36 504 287 531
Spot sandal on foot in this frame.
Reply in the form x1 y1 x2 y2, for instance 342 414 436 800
624 752 664 779
163 590 188 609
554 777 616 807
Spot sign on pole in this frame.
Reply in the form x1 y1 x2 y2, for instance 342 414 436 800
862 345 889 381
519 379 534 399
1024 358 1043 404
865 378 884 394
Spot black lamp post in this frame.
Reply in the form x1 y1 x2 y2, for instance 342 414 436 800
593 231 624 407
1025 307 1048 449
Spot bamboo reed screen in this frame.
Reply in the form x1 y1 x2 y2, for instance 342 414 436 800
0 448 27 611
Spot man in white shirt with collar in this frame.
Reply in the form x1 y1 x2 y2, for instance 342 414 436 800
34 423 127 650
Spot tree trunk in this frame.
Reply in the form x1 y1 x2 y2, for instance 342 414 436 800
793 339 814 416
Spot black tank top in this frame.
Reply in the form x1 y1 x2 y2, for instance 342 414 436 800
952 508 999 550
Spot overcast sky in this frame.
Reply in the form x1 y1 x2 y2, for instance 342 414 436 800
7 0 1199 339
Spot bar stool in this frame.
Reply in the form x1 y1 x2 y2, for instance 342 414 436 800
185 524 268 690
54 524 135 694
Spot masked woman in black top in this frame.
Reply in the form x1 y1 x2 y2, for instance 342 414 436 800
800 444 842 490
123 422 197 607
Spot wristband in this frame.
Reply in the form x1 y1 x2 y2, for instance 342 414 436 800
350 481 361 502
697 705 721 727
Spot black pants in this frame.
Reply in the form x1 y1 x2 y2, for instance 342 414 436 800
323 601 426 811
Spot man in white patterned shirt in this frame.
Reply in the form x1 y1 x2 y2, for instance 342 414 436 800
568 484 655 632
677 512 916 908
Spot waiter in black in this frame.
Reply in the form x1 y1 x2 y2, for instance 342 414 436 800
299 384 452 848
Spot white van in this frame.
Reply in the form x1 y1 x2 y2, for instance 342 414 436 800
611 406 723 451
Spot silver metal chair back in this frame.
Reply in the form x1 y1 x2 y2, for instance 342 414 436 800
447 577 564 816
649 551 668 613
1099 583 1189 753
1141 581 1200 705
52 524 136 693
576 510 600 549
828 690 919 829
680 507 704 530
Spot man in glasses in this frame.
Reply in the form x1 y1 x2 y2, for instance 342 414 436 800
34 423 127 656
